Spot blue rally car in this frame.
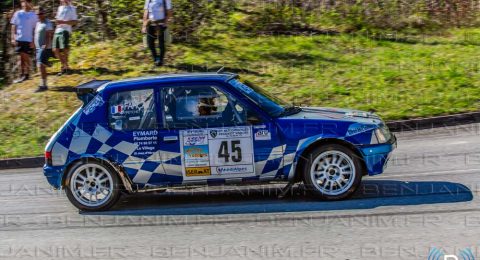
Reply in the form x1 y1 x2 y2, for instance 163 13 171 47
43 73 396 211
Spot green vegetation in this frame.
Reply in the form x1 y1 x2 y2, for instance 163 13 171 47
1 28 480 158
240 0 480 34
1 1 480 158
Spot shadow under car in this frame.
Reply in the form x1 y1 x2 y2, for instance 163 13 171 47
83 180 473 216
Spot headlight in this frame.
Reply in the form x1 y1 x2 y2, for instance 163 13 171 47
374 126 392 143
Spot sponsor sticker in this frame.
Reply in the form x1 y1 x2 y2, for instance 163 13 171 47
83 95 105 115
207 126 251 139
184 145 210 167
182 129 208 136
213 165 254 175
183 135 208 146
186 167 211 177
254 129 271 141
346 123 376 137
232 81 254 94
209 130 218 138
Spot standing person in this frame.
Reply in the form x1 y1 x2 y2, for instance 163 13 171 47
34 7 54 92
142 0 173 67
10 0 38 83
53 0 78 76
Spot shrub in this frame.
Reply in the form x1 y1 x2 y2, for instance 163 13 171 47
237 0 480 34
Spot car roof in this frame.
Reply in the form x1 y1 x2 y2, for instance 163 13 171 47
100 73 238 92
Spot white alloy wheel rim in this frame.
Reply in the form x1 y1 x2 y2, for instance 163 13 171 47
70 164 114 207
310 150 356 196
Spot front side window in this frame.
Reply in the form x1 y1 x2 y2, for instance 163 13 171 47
108 89 157 131
163 85 256 128
230 79 292 117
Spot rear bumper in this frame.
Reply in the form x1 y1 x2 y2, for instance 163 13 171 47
358 134 397 175
43 164 64 189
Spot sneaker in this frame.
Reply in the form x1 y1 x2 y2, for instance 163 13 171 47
35 86 48 93
154 58 163 67
57 68 69 76
13 75 29 84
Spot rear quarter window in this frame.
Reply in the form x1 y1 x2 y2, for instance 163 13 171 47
108 89 157 131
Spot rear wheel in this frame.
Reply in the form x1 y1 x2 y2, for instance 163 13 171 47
303 144 363 200
65 161 121 211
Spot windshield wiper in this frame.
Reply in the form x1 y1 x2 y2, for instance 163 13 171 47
278 106 302 117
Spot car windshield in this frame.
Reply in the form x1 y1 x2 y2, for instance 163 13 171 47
230 79 296 117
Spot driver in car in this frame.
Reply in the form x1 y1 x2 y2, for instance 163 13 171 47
197 97 217 116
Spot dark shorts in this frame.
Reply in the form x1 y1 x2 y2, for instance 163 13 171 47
15 41 33 55
53 30 70 50
36 48 53 66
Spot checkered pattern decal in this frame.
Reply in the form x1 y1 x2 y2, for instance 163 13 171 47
51 117 305 187
50 106 379 188
52 121 185 186
124 151 183 185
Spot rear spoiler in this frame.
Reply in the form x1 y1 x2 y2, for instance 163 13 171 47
75 80 111 105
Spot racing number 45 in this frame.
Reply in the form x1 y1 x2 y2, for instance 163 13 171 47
218 140 242 163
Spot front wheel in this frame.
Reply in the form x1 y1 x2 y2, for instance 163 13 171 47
303 144 363 200
65 161 122 211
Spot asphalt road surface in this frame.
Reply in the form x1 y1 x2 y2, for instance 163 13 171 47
1 124 480 260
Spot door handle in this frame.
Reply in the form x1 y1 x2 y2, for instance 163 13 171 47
163 136 178 142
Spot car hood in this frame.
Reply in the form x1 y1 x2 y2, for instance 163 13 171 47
281 107 383 124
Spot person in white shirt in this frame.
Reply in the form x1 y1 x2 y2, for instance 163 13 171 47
53 0 78 76
10 0 38 83
142 0 172 66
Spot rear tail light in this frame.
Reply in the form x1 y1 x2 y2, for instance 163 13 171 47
45 151 52 166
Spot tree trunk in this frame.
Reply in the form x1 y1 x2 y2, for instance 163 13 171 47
0 11 12 85
96 0 111 39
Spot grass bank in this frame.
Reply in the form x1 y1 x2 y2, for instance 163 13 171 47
1 29 480 158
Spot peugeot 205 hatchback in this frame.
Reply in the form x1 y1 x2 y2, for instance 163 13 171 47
43 73 397 211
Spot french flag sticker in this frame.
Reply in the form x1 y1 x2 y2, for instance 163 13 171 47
111 105 123 114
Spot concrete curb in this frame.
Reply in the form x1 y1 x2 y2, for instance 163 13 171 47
1 111 479 170
0 157 44 170
386 111 480 132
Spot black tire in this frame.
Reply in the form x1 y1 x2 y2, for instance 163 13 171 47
64 160 122 211
302 144 363 200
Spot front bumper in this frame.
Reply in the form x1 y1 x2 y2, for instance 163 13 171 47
358 134 397 175
43 164 64 189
